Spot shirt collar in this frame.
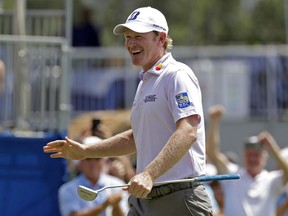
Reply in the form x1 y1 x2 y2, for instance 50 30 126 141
139 52 172 80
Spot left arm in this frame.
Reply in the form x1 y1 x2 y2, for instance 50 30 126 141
127 114 198 198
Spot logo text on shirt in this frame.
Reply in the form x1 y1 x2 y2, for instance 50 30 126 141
144 95 157 103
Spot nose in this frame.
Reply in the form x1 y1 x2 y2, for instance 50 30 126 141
126 38 136 48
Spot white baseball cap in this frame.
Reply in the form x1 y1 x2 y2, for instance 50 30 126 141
82 136 102 146
113 6 169 35
72 136 103 163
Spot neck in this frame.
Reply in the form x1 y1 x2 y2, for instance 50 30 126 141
143 50 166 72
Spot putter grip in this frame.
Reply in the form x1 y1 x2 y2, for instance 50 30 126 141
196 174 240 182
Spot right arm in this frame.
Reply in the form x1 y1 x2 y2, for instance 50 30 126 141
43 129 136 160
206 105 229 174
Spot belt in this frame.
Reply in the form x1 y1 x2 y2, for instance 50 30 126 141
145 181 202 199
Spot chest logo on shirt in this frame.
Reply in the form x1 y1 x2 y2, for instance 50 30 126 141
144 95 157 103
176 92 190 108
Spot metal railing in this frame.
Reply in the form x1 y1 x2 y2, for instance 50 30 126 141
0 9 66 36
1 41 288 132
0 35 70 131
172 45 288 121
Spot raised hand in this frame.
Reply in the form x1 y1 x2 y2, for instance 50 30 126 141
258 131 280 154
208 104 225 120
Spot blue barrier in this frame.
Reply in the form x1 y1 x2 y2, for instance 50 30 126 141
0 131 66 216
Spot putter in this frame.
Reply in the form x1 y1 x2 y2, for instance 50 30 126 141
78 173 240 201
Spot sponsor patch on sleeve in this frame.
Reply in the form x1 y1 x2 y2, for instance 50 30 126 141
175 92 191 108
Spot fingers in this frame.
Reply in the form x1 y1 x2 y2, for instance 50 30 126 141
128 181 151 199
65 136 73 143
258 131 274 145
258 131 280 153
126 172 154 198
108 193 122 205
43 140 65 152
105 194 122 207
208 105 225 119
45 139 66 148
49 152 64 158
122 186 129 191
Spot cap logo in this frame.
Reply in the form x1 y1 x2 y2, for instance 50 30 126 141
152 24 166 32
128 11 140 21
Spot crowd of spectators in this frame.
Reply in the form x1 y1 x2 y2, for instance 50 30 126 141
206 104 288 216
58 105 288 216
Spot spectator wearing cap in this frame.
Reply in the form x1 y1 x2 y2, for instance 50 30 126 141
74 118 136 184
206 104 288 216
58 136 129 216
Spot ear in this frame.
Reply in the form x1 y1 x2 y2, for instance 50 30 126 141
159 32 167 45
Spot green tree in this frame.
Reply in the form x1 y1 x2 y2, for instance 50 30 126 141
5 0 287 45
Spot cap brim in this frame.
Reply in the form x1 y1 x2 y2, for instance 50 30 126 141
113 23 154 35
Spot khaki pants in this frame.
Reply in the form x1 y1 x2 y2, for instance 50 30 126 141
128 184 213 216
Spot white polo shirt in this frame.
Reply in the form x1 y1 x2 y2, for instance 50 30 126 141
130 52 206 182
223 164 284 216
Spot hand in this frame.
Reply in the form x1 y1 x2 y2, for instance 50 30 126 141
43 137 86 160
108 159 126 180
125 172 153 199
104 193 123 207
258 131 280 153
208 105 225 119
108 156 136 183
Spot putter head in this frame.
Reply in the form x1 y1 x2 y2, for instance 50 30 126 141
78 185 98 201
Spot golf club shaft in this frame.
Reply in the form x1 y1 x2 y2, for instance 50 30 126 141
88 173 240 191
153 173 240 186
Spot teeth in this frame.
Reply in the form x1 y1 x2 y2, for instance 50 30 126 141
131 50 141 54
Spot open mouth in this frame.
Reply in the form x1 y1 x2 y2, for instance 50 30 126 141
131 50 142 55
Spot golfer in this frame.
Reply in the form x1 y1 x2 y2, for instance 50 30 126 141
44 6 213 216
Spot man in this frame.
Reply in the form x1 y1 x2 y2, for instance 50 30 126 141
72 7 101 47
277 147 288 216
206 105 288 216
58 136 129 216
44 6 212 215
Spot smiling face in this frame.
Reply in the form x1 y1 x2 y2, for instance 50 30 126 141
124 29 166 72
243 147 268 177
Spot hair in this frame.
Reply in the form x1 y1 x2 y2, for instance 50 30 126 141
165 36 173 50
153 31 173 50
